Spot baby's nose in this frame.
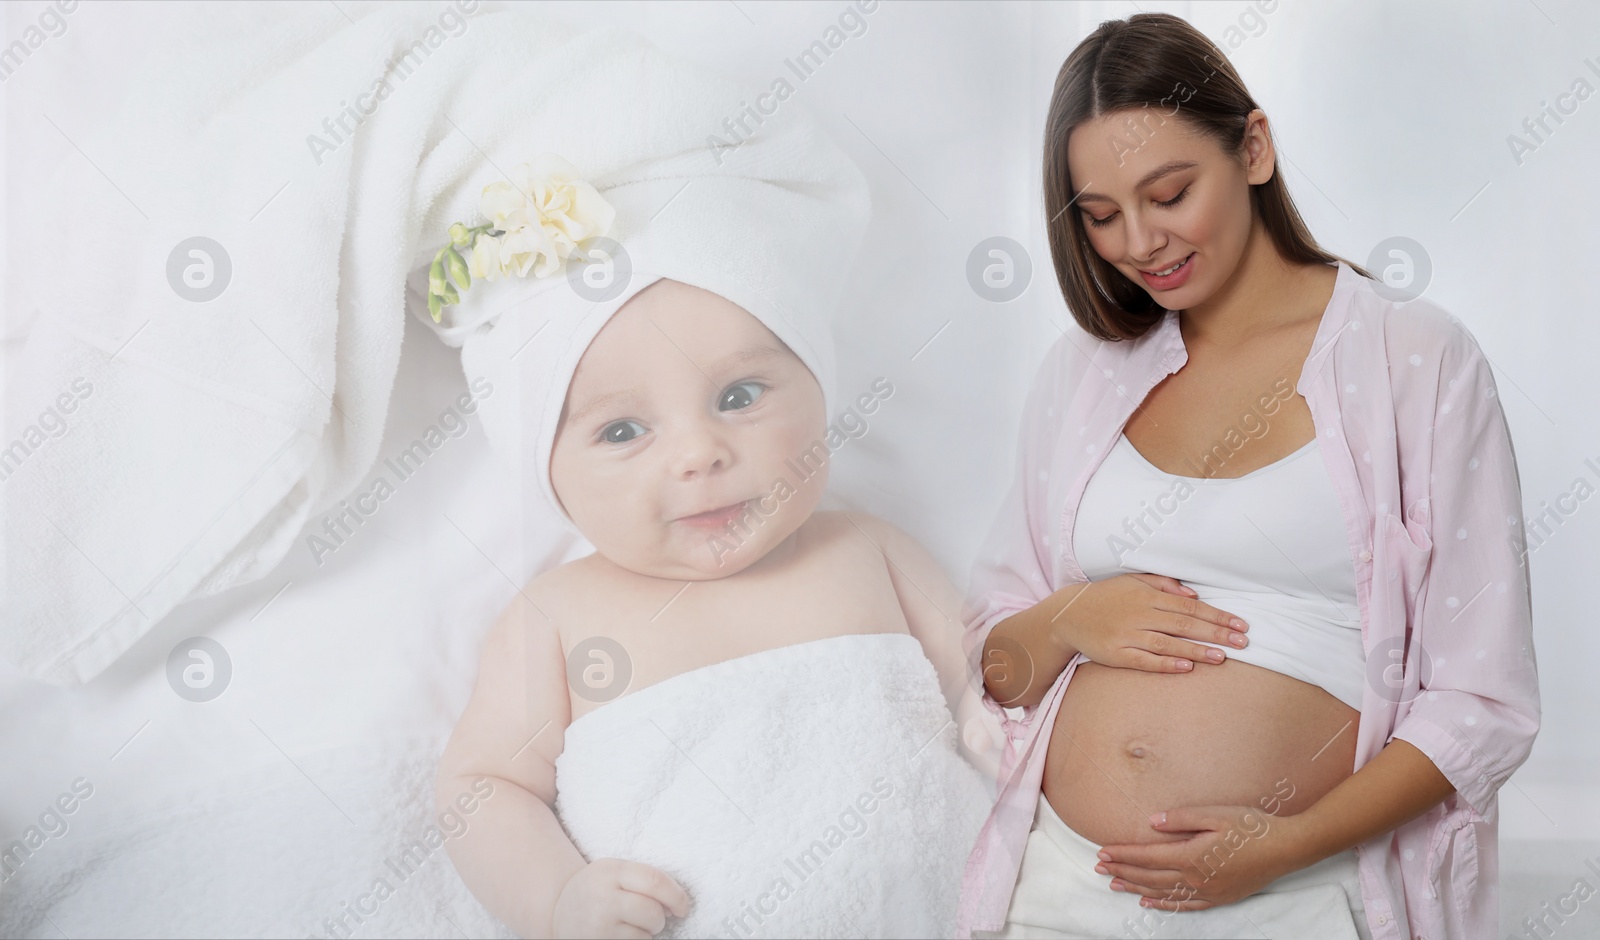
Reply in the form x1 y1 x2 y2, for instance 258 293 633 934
669 424 733 478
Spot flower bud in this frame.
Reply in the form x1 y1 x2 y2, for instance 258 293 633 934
441 280 460 305
428 291 443 322
429 255 447 295
447 246 471 290
448 222 471 249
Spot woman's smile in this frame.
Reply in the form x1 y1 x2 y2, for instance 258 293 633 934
1138 251 1195 290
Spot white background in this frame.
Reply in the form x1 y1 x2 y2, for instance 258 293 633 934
3 0 1597 936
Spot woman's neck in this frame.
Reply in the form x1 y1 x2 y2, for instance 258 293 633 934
1180 224 1333 352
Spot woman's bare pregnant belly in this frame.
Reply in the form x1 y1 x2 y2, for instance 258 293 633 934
1044 658 1360 847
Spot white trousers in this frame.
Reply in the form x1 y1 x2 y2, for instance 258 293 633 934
974 794 1375 940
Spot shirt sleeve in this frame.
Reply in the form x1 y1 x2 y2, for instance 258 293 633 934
962 333 1077 741
1388 320 1541 817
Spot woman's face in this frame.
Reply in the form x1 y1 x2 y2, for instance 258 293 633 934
1066 107 1274 309
549 279 828 581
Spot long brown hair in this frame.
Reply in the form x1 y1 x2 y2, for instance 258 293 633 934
1043 12 1371 341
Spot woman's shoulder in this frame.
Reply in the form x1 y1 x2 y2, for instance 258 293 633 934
1023 321 1126 402
1343 271 1488 367
1341 277 1502 422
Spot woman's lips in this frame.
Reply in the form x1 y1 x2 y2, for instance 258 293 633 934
1139 252 1195 291
675 500 751 530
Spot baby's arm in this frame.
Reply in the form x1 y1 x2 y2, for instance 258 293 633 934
848 513 1005 782
436 581 688 938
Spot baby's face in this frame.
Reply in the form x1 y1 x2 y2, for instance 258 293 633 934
550 279 828 579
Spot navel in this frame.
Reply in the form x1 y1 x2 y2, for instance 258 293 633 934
1124 740 1155 761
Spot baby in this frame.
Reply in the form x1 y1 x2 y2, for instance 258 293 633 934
435 276 999 939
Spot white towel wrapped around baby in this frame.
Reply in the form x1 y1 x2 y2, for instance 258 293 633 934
555 632 991 939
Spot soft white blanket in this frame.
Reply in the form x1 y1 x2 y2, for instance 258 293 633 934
1 2 817 685
0 736 519 939
554 632 992 939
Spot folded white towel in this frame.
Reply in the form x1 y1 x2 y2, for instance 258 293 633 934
554 633 991 939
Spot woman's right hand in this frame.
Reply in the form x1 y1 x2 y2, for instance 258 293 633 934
552 858 691 939
1058 573 1250 673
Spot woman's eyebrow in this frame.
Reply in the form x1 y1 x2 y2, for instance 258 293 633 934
1075 159 1200 204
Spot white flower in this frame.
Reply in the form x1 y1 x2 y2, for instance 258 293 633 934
468 232 509 281
475 153 614 279
499 223 562 279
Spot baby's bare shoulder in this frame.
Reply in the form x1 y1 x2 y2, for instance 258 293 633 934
808 511 953 589
526 552 600 599
806 508 883 537
806 510 908 552
801 512 943 590
493 554 615 645
541 550 652 595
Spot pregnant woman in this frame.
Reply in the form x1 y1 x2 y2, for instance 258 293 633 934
957 13 1539 940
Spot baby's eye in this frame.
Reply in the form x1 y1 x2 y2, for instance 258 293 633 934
718 381 766 412
599 419 646 444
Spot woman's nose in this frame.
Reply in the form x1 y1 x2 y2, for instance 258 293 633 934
668 420 734 479
1125 211 1167 263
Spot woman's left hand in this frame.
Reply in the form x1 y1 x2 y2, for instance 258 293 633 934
1091 805 1314 911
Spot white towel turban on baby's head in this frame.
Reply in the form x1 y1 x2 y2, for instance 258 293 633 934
405 25 870 527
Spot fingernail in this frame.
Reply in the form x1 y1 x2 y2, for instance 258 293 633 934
1149 812 1166 827
1230 633 1247 648
1176 660 1192 671
1230 618 1247 629
1206 649 1224 662
1095 863 1109 874
1097 850 1111 861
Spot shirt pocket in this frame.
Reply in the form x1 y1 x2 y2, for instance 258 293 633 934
1381 511 1433 606
1368 513 1434 705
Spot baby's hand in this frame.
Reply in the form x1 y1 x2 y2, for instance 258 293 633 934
552 858 691 939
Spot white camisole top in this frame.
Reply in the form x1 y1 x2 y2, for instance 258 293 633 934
1071 431 1366 710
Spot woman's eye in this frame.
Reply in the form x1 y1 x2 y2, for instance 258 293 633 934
599 419 646 444
1083 188 1188 229
718 381 766 412
1156 186 1190 208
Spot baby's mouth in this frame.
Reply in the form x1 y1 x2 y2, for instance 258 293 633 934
675 500 752 530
